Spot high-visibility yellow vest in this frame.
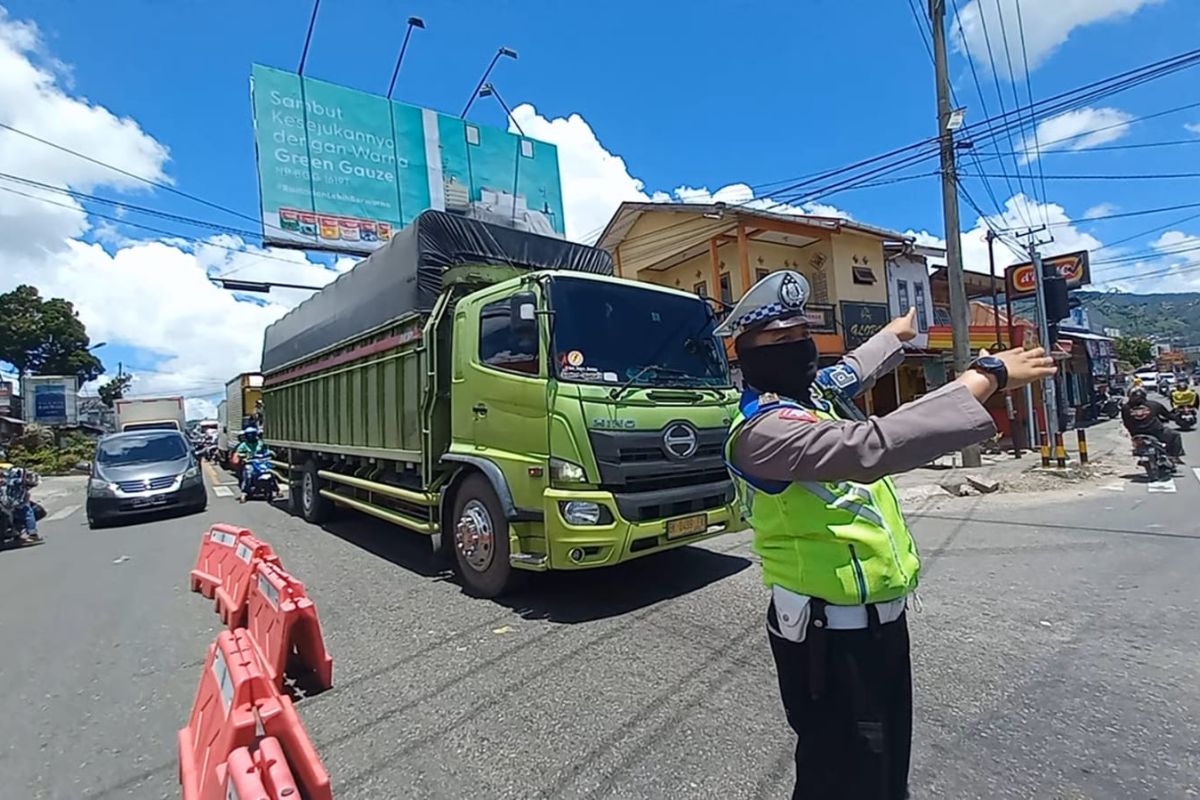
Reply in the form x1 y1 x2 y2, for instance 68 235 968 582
724 389 921 605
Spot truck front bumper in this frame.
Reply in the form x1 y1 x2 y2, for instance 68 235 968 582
537 486 741 571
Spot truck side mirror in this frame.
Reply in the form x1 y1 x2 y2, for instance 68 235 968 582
510 292 537 335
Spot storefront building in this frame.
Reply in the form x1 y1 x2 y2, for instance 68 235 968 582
597 202 908 392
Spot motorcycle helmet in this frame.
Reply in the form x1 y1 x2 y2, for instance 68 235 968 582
1179 377 1190 388
1128 387 1147 404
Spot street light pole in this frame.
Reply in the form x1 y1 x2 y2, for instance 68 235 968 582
930 0 981 467
386 16 425 99
461 47 518 118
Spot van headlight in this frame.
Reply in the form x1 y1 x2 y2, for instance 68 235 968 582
183 464 201 479
89 478 118 496
549 458 587 484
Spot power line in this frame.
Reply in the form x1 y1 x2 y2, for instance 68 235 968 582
0 120 271 230
970 170 1200 180
1013 0 1051 228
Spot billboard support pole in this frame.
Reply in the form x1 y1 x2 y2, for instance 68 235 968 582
295 0 322 250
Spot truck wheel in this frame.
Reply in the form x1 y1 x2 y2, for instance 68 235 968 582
299 460 331 524
450 474 515 598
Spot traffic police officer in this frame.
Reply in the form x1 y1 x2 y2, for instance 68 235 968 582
718 270 1056 799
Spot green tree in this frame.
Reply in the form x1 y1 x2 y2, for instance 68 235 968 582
0 285 103 382
1113 335 1153 367
97 372 132 408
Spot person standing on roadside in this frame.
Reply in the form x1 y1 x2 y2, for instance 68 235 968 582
718 271 1057 800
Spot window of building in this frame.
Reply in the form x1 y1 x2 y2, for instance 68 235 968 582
719 273 732 304
520 139 534 158
914 283 928 332
478 298 538 375
756 268 770 283
694 280 708 298
852 266 877 285
465 125 481 146
896 279 910 316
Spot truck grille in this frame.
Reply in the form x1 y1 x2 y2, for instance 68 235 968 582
116 476 176 493
588 425 733 521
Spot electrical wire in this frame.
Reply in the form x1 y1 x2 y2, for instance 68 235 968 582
1013 0 1051 228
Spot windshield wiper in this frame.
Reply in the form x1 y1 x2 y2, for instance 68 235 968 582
609 365 704 400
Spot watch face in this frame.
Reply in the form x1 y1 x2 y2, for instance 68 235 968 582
976 356 1004 370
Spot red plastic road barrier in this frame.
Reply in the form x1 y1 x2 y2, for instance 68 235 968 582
214 533 280 629
247 561 334 692
178 629 275 800
257 689 334 800
220 738 300 800
189 523 255 599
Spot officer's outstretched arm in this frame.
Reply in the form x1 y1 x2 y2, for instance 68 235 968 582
817 330 906 400
732 381 995 485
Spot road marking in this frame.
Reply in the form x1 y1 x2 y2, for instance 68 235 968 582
1100 482 1125 492
1193 468 1200 486
213 486 235 498
1147 479 1177 493
44 504 80 521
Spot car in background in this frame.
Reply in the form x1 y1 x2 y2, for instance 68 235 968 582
85 429 207 528
1159 372 1176 395
1133 367 1158 393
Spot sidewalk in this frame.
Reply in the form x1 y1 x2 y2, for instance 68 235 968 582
893 418 1130 504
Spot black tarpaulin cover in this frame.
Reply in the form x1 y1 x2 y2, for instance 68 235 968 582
260 210 614 373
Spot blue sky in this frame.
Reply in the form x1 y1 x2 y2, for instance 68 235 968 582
1 0 1199 412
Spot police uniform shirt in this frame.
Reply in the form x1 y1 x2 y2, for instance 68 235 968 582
732 330 998 484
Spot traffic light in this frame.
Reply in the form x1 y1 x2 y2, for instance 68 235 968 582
1043 273 1070 322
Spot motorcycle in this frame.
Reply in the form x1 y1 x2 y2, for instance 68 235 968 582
1099 394 1121 420
1132 434 1177 482
241 452 279 501
0 468 46 548
1173 405 1197 431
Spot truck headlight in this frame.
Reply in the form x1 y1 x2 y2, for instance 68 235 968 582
560 501 603 526
89 478 118 496
549 458 587 484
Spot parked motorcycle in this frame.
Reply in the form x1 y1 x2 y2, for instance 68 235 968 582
1132 435 1177 482
242 452 279 501
1174 406 1197 431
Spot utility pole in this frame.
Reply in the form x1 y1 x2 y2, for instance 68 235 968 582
1029 242 1059 447
930 0 980 467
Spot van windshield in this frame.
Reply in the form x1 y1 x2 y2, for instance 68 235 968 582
548 277 729 388
98 433 188 465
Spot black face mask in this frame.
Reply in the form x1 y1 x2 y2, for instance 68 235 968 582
739 338 819 401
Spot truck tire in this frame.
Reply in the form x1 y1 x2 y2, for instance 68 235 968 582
299 459 331 524
450 474 516 598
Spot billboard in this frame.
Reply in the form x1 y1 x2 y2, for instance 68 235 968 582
250 64 566 255
1005 250 1091 300
26 375 78 426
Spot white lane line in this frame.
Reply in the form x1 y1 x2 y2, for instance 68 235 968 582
44 504 80 521
1100 482 1126 492
213 486 234 498
1193 467 1200 486
1147 479 1177 493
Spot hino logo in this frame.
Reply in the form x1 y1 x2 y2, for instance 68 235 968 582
662 423 699 460
592 419 636 429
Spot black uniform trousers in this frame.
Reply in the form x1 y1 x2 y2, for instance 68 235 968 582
767 600 912 800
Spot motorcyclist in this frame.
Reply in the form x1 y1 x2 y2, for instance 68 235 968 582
3 466 42 543
232 427 269 502
1170 377 1198 410
1122 387 1184 463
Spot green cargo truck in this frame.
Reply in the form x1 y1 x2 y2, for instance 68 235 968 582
261 211 739 596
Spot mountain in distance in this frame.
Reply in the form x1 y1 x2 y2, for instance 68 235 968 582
1076 291 1200 345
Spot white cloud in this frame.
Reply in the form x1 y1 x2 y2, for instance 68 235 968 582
953 0 1162 77
1083 202 1118 219
1016 107 1132 163
510 104 853 243
186 397 217 421
0 8 343 409
951 193 1103 276
1185 122 1200 136
1093 230 1200 293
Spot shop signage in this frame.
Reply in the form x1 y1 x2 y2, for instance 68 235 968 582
804 304 836 333
1005 250 1091 300
839 301 889 349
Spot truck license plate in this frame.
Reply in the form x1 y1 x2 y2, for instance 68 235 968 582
666 514 707 539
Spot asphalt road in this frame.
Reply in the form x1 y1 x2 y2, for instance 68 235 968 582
1 434 1199 799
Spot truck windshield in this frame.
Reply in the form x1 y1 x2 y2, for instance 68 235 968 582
549 277 728 388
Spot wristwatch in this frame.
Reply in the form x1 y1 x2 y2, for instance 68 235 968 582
969 355 1008 390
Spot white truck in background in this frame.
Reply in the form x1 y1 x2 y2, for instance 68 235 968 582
113 396 186 432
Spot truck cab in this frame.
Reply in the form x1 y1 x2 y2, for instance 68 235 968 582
443 271 739 589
